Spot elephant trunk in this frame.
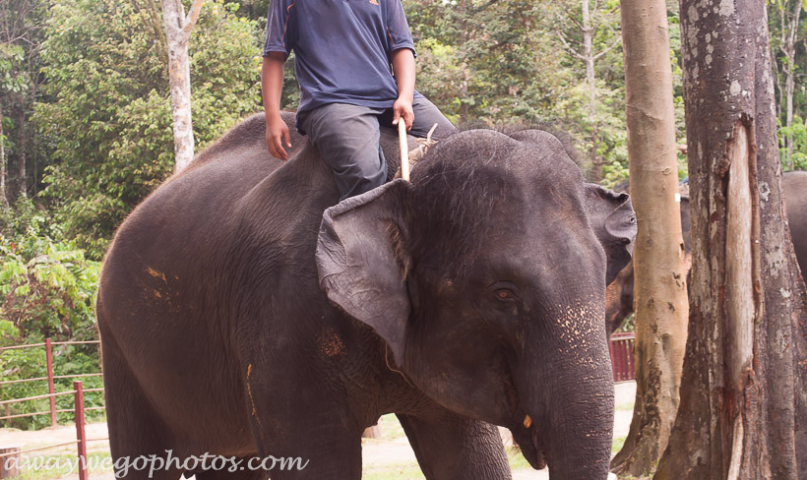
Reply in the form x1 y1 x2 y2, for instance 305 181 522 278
512 307 615 479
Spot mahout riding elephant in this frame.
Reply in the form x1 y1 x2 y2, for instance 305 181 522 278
605 171 806 335
97 113 637 480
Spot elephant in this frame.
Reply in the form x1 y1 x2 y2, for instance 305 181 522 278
97 112 637 480
783 171 807 277
605 171 806 335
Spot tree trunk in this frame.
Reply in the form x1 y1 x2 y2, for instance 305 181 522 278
609 0 689 476
654 0 807 477
776 0 803 171
161 0 204 173
0 101 8 208
9 100 26 201
582 0 603 182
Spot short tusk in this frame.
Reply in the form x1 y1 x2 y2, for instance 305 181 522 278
523 414 532 429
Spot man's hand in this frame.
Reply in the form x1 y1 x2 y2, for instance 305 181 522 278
392 97 414 131
266 113 292 161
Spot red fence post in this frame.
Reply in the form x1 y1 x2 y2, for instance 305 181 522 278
73 381 88 480
46 338 56 427
609 333 636 382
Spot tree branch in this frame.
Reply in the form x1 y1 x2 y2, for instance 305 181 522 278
593 34 622 60
181 0 205 44
555 29 586 61
136 0 169 65
470 0 498 13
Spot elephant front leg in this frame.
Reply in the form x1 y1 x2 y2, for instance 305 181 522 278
245 398 364 479
241 366 364 479
397 411 512 480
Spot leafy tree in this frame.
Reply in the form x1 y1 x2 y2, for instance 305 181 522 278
33 0 261 259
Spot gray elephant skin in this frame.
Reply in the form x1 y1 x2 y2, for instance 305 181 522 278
97 113 637 480
606 171 806 335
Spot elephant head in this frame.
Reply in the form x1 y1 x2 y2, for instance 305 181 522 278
316 129 636 479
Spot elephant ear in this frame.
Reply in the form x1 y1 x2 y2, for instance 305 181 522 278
316 180 411 366
584 183 637 285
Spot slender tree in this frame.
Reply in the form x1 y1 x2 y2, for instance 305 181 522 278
555 0 621 182
160 0 204 172
609 0 688 476
773 0 804 170
1 102 7 207
655 0 807 477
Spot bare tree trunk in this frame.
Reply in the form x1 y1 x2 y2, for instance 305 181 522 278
0 101 8 208
582 0 604 182
7 99 26 202
654 0 807 477
778 0 803 171
161 0 204 173
609 0 688 475
582 0 595 104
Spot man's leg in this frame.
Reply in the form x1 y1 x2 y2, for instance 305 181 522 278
299 103 386 201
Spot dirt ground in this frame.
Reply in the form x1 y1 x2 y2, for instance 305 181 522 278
0 382 636 480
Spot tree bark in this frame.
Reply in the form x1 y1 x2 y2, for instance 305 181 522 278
654 0 807 477
161 0 204 173
609 0 689 476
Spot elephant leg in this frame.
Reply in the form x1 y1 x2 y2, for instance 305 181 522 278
194 465 269 480
101 336 183 480
239 360 364 479
244 401 363 479
397 412 512 480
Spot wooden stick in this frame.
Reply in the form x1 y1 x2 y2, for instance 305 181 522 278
399 121 410 181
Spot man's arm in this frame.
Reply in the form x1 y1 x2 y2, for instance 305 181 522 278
391 48 416 131
262 52 292 161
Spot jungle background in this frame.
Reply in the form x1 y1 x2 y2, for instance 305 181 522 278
0 0 805 430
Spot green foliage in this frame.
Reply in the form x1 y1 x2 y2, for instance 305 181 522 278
780 115 807 171
0 44 28 94
0 198 103 430
0 198 100 343
34 0 262 260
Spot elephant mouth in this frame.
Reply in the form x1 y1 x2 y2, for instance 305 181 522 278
511 422 547 470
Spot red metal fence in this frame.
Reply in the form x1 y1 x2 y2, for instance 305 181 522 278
609 332 636 382
0 340 106 480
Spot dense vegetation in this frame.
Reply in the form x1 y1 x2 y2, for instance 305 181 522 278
1 0 805 429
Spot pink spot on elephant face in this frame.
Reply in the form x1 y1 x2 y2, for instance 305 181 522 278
319 331 346 357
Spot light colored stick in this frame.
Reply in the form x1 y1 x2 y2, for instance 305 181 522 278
399 121 410 181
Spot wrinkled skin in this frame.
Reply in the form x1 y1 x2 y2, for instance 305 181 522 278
783 171 807 278
605 171 805 335
98 113 636 480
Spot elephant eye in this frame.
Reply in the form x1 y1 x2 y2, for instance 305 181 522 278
490 281 520 303
495 289 516 302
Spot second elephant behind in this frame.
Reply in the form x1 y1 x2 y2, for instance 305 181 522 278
606 170 807 335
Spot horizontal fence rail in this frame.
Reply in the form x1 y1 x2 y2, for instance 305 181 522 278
1 338 105 480
1 338 103 427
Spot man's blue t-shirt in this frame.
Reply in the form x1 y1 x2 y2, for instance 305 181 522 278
263 0 418 118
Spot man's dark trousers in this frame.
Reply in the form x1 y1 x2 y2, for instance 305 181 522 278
298 97 456 201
